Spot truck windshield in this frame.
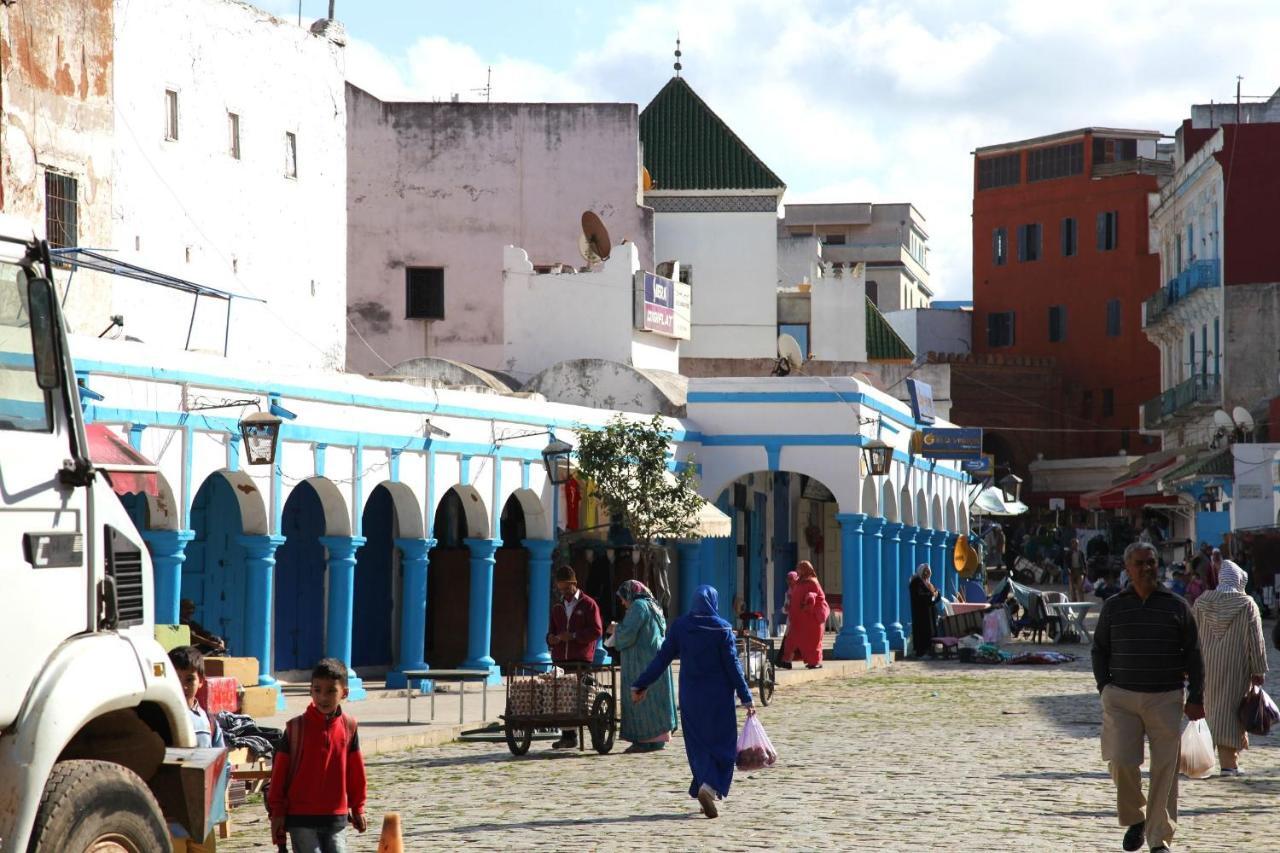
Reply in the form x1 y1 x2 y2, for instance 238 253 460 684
0 260 52 432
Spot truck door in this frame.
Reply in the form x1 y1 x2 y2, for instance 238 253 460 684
0 261 90 729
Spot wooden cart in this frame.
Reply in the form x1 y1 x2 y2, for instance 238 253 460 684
501 663 618 756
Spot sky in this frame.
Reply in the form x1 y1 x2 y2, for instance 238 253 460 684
264 0 1280 300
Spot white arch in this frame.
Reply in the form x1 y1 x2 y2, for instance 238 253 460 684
899 485 913 526
915 490 929 530
504 487 551 539
194 469 269 535
444 483 491 539
881 481 898 523
366 480 425 540
930 495 943 531
290 476 352 537
945 497 957 533
861 478 878 517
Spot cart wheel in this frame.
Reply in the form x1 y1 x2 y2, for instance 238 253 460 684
589 692 616 754
505 720 533 756
759 661 776 706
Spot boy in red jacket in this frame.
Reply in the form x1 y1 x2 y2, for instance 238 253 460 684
269 658 367 852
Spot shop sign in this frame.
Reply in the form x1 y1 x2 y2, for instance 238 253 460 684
960 453 995 478
634 271 691 340
913 427 983 460
907 378 936 425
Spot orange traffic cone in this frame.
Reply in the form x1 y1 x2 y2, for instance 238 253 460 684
376 813 403 853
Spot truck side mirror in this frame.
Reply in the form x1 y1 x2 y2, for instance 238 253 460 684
26 276 60 390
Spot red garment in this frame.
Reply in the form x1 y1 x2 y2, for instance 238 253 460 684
548 591 603 663
267 704 366 819
782 577 830 666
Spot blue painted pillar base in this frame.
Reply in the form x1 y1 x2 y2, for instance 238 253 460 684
898 526 919 654
882 522 906 654
523 538 556 669
462 538 502 684
945 534 960 599
237 533 287 709
319 535 368 701
931 531 948 606
831 513 870 661
675 541 703 617
143 528 195 625
861 518 889 655
387 537 435 690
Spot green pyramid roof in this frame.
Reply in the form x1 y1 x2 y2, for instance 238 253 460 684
866 296 915 361
639 77 785 192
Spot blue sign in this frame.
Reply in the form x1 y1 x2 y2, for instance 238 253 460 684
960 454 995 478
914 427 983 460
907 378 936 425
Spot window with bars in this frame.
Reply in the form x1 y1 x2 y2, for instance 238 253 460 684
44 171 78 249
977 153 1020 190
164 89 179 141
1027 142 1084 182
1097 211 1119 251
1017 223 1041 262
405 267 445 320
987 311 1015 347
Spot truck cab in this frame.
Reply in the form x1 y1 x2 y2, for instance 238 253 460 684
0 216 214 851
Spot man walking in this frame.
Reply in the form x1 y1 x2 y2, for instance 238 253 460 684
547 565 603 749
1067 538 1087 602
1092 542 1204 853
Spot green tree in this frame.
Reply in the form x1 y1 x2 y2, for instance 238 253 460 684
573 414 703 608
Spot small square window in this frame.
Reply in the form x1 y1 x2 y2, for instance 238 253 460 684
987 311 1015 347
229 112 241 160
405 267 444 320
164 89 179 141
44 171 78 249
284 132 297 178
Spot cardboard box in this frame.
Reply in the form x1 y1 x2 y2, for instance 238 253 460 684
203 656 259 688
197 676 238 715
153 746 230 841
238 685 278 719
154 624 191 653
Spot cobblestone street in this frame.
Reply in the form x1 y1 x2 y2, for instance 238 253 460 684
220 643 1280 852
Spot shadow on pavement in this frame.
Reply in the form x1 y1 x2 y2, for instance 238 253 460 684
430 812 692 835
375 748 606 770
1025 691 1103 739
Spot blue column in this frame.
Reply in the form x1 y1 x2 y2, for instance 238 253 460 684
523 538 556 667
832 513 870 660
861 517 888 654
236 534 286 707
881 522 905 653
945 533 960 598
676 541 703 615
931 530 949 600
386 537 435 690
900 526 919 652
319 535 367 700
462 538 502 682
143 528 195 624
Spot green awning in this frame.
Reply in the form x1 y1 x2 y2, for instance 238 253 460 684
1160 446 1232 486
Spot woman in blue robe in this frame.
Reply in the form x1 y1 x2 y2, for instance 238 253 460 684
613 580 677 752
632 585 755 818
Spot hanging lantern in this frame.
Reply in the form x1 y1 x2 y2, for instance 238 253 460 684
862 438 893 477
998 472 1024 504
541 438 573 485
239 410 283 466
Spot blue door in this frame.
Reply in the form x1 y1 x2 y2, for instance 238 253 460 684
352 486 396 668
187 476 247 655
274 483 326 672
748 492 767 614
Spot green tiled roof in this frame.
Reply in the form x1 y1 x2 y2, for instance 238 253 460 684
639 77 785 191
866 296 915 361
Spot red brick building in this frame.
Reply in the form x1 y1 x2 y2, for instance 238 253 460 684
971 128 1168 477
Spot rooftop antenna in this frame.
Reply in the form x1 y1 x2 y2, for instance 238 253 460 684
472 66 492 103
673 35 682 77
579 211 612 266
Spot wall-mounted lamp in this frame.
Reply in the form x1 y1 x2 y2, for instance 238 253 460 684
424 418 451 438
541 438 574 485
239 410 283 466
998 473 1023 504
862 438 893 477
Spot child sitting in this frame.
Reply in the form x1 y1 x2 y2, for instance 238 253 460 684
167 645 224 852
268 658 367 852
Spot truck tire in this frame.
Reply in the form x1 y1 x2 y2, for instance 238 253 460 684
27 759 169 853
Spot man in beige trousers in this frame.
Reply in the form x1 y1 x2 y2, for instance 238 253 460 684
1091 542 1204 853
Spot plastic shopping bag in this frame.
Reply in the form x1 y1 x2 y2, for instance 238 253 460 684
1178 719 1214 779
735 714 778 771
1238 685 1280 736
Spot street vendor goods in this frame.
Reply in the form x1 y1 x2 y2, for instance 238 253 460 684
735 715 777 771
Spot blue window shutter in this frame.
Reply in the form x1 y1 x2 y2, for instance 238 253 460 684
1096 212 1106 250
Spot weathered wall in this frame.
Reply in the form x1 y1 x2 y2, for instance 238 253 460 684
346 87 653 375
112 1 347 367
809 264 867 362
1224 282 1280 413
885 308 972 357
0 0 114 326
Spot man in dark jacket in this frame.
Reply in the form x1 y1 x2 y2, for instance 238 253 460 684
1092 542 1204 853
547 565 603 749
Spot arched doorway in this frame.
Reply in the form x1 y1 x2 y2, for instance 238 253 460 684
352 481 423 674
492 494 531 669
185 471 265 657
426 488 474 667
274 482 329 672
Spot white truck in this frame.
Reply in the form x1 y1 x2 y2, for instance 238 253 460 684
0 216 218 851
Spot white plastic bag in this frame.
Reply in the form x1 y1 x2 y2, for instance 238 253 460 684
1178 719 1214 779
735 714 778 771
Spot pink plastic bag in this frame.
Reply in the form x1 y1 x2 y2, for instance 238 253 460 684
735 714 778 771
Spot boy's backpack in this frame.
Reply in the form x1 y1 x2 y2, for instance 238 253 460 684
268 712 358 815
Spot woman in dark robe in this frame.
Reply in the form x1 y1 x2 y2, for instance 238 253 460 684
632 585 755 819
909 563 941 658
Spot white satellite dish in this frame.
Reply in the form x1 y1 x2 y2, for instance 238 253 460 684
777 334 804 372
1233 406 1255 433
1213 409 1235 430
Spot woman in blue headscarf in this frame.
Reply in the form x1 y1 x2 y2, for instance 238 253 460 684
632 585 755 818
612 579 677 753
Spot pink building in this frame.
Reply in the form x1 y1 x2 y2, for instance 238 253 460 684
345 84 654 378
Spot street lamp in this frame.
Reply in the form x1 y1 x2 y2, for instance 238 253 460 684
239 410 283 466
862 438 893 477
998 472 1023 504
541 438 573 485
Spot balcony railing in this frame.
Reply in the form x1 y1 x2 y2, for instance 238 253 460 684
1143 259 1220 327
1141 373 1221 430
1091 157 1174 179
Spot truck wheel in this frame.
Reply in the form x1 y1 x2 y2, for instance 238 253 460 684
27 759 169 853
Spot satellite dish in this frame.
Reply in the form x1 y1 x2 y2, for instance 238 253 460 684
777 334 804 371
1213 409 1235 430
579 211 612 264
1233 406 1255 432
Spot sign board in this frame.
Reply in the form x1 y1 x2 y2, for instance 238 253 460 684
913 427 983 460
906 378 936 425
1236 483 1263 500
960 454 994 478
634 271 691 340
1048 498 1066 511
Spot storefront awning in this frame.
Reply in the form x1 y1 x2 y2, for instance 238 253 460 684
1158 446 1233 488
1080 457 1178 510
970 486 1029 517
691 500 733 538
86 424 158 496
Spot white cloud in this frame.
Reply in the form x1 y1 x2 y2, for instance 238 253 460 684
336 0 1280 299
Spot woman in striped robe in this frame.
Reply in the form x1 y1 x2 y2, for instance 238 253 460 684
612 579 677 753
1191 560 1268 775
